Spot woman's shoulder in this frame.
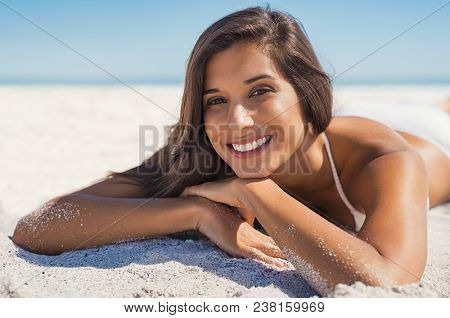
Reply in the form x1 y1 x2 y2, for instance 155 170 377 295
326 116 416 203
328 115 413 161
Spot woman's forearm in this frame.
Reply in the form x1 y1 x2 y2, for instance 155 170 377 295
11 194 201 255
240 179 402 296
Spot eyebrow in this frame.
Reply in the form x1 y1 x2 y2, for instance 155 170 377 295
202 74 276 96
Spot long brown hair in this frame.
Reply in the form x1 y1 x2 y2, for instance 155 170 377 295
106 5 332 198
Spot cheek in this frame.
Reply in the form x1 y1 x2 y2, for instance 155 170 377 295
267 98 305 140
204 111 222 128
204 111 229 140
260 92 304 122
270 109 306 164
204 126 217 148
282 114 305 146
204 117 225 157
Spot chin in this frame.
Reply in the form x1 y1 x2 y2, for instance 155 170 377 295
232 166 274 179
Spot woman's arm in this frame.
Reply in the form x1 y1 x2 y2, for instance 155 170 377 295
11 193 203 256
11 166 285 266
181 149 428 295
11 165 201 256
239 150 428 296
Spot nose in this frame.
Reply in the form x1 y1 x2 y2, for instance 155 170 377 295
227 103 254 129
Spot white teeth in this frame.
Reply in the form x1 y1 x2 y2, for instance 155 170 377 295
232 144 243 151
231 136 271 152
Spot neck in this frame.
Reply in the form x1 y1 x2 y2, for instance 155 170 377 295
269 131 334 195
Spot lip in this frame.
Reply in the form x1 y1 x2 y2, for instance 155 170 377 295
228 134 272 145
226 135 273 158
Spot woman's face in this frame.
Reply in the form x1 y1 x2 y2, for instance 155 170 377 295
202 41 308 178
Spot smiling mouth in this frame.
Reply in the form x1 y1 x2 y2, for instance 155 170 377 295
226 135 273 158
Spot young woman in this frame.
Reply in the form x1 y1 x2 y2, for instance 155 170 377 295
11 6 449 296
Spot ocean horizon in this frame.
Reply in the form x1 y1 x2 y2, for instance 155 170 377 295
1 77 450 86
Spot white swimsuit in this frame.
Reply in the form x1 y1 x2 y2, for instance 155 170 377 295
333 103 450 158
323 132 366 233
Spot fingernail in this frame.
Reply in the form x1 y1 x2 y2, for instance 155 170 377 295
265 242 278 249
275 261 285 268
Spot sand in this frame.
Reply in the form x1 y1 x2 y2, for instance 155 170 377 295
0 84 449 298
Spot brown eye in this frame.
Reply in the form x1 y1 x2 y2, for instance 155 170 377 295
206 97 226 106
250 88 271 97
205 87 273 108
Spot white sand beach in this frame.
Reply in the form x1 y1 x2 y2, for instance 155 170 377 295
0 85 449 298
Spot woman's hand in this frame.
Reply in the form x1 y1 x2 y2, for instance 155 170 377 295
191 196 287 268
180 176 271 225
180 177 245 207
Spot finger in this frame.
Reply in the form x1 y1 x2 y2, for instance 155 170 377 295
250 231 286 259
257 241 286 259
244 247 286 269
180 187 193 197
184 182 237 207
253 229 277 245
266 235 277 245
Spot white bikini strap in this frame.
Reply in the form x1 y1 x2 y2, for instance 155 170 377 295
323 132 359 213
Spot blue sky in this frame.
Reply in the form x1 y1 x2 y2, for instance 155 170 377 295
0 0 449 84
